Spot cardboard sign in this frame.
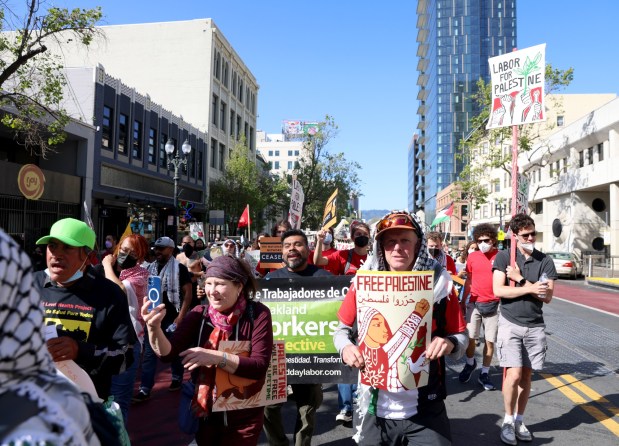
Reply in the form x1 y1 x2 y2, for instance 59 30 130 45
259 237 284 269
321 189 338 230
212 340 287 411
354 270 435 391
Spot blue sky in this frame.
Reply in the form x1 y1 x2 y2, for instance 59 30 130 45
48 1 617 211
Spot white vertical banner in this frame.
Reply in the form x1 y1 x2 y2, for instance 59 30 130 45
288 178 304 229
516 173 530 215
487 44 546 129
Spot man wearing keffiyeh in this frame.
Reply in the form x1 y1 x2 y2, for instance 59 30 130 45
133 236 193 401
333 210 467 445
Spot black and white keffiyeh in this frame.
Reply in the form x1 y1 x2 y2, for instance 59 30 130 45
147 255 181 310
0 230 98 445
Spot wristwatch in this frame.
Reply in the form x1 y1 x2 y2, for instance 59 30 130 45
218 352 228 368
518 277 526 286
446 335 459 355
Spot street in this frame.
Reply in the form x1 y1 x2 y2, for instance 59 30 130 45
128 278 619 445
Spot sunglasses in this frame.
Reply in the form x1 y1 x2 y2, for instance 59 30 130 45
376 214 417 234
518 231 537 239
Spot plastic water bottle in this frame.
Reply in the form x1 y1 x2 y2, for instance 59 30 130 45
166 323 177 333
538 272 548 299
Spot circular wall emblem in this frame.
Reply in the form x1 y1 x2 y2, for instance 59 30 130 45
17 164 46 200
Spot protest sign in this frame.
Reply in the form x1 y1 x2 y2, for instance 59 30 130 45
288 178 304 229
516 173 530 215
212 340 287 412
321 188 338 230
259 237 284 269
256 276 357 384
487 44 546 129
354 270 434 391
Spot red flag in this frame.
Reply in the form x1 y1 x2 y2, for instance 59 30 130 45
237 205 251 228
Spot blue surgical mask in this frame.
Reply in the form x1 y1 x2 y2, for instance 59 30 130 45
45 257 87 286
324 233 333 244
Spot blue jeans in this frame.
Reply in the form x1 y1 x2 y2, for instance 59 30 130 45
110 342 141 425
337 383 357 412
139 323 184 392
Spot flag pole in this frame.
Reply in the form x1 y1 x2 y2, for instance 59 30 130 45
247 204 251 242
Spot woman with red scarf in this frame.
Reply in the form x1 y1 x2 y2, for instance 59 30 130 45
102 233 150 424
142 255 273 445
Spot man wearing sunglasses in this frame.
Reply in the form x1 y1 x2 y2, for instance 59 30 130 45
458 223 501 391
334 211 467 445
492 213 557 445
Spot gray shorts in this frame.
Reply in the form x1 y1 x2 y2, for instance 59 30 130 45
496 315 547 370
465 302 499 343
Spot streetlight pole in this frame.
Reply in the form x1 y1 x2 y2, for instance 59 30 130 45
165 138 192 243
495 201 506 228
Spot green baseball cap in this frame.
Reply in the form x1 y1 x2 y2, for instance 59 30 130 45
36 218 96 249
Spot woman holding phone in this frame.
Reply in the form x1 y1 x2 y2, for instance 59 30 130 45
141 255 273 445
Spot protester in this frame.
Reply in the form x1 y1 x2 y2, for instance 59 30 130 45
30 245 46 271
33 218 136 400
133 236 193 401
102 233 150 424
222 239 239 258
177 234 206 308
492 213 557 445
333 211 467 445
100 234 117 261
314 221 370 276
0 229 100 445
456 240 479 278
458 224 501 391
426 231 457 275
262 229 332 446
142 255 273 445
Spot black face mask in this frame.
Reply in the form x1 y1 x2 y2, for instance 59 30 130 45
428 247 441 258
354 236 370 248
182 244 194 256
117 252 138 269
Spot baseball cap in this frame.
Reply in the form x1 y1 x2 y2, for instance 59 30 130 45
36 218 96 249
154 236 175 248
375 212 422 238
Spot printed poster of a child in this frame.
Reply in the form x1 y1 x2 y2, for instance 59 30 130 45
355 270 434 392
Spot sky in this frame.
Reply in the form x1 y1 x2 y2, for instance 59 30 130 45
39 0 619 210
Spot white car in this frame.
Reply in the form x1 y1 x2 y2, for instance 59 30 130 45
546 252 583 279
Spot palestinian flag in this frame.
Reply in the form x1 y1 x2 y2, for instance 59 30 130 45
430 202 454 228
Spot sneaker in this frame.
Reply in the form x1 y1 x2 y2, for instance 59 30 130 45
478 372 496 391
335 409 353 423
515 421 533 442
458 359 477 383
168 379 182 391
132 389 150 403
500 421 517 445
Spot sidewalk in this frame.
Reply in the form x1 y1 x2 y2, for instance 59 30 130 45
586 276 619 291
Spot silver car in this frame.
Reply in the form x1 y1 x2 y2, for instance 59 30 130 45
546 252 583 279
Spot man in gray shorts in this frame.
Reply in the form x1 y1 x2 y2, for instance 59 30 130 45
492 213 557 445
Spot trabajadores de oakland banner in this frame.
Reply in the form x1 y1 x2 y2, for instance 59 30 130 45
256 276 357 384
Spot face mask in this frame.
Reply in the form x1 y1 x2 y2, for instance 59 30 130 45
478 242 492 253
45 256 87 285
117 252 138 269
520 242 534 252
324 233 333 245
468 249 477 255
182 244 194 256
354 236 369 248
105 240 113 249
428 247 441 258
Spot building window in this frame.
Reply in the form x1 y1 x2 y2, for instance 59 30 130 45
557 115 564 126
236 116 241 139
229 110 235 137
274 161 280 170
132 120 142 159
118 113 128 154
148 128 156 164
494 179 500 192
219 143 225 171
212 95 219 127
102 106 113 150
274 150 280 156
598 143 604 161
211 138 217 168
268 150 273 156
159 133 167 169
197 149 203 181
288 150 293 156
215 51 221 80
535 201 543 214
232 72 237 98
238 79 243 103
220 102 226 132
294 150 299 156
223 60 229 87
587 147 593 165
579 150 584 168
288 161 293 169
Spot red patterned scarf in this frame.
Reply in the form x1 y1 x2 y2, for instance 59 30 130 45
192 296 247 416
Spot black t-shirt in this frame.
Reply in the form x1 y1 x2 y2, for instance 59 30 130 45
265 263 333 278
154 261 192 326
493 248 557 327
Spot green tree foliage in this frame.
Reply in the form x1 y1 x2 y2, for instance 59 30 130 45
293 115 362 229
209 138 288 235
456 64 574 216
0 2 103 156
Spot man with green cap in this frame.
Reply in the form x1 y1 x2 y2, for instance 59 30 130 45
33 218 137 399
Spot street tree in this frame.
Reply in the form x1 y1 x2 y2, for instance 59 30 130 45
292 115 362 229
209 137 288 236
0 2 103 156
456 64 574 224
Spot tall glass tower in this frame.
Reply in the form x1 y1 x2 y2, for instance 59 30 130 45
414 0 517 222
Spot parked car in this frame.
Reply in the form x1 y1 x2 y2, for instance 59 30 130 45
546 252 583 279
